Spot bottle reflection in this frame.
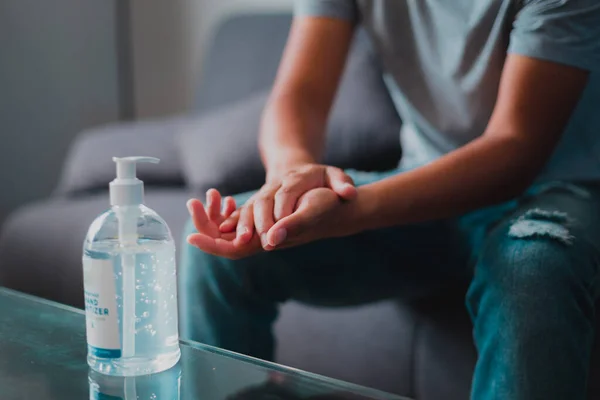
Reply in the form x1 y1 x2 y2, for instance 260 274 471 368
88 363 181 400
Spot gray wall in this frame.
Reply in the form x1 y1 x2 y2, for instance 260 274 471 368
130 0 191 119
0 0 294 228
0 0 121 226
129 0 293 119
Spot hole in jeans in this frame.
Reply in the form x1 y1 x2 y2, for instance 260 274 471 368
508 209 574 246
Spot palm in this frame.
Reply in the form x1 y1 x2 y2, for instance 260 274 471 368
187 191 264 258
199 213 236 241
187 191 236 240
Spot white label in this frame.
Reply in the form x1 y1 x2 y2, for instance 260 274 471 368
83 256 121 358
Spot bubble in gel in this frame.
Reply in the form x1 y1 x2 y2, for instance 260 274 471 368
142 312 149 318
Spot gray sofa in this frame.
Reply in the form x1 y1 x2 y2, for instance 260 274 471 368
2 13 600 400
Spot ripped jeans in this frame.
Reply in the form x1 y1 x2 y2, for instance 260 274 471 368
179 169 600 400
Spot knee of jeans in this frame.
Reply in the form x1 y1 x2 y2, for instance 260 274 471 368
468 213 596 306
179 217 273 302
178 218 257 334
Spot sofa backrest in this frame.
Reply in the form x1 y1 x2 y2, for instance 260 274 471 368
194 13 293 114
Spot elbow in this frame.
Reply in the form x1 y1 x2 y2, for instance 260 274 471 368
503 178 532 202
489 134 553 201
497 161 543 202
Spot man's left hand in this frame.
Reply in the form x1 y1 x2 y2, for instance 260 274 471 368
186 187 358 259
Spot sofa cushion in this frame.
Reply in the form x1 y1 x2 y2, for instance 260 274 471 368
177 32 402 196
275 300 416 396
411 292 476 400
0 188 191 307
56 117 188 195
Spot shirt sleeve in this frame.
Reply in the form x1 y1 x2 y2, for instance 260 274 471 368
508 0 600 71
294 0 358 22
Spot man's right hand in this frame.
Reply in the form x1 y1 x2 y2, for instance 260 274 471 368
219 163 357 249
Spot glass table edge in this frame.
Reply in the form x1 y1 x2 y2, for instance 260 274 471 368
0 287 86 315
180 338 408 400
0 287 409 400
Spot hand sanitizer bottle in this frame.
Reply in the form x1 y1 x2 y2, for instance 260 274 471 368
83 156 180 376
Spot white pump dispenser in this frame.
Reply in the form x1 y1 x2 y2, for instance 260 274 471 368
83 156 180 377
110 157 159 206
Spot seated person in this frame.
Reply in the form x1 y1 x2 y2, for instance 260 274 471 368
180 1 600 398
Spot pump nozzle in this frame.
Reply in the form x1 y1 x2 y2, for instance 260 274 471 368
113 157 159 179
110 157 160 206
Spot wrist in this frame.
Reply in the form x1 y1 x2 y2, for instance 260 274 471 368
338 185 379 236
265 153 316 182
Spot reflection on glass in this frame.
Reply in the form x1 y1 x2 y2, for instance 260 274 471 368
88 362 181 400
225 371 390 400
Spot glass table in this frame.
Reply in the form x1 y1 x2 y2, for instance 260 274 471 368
0 288 409 400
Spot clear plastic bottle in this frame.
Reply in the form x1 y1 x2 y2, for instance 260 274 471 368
83 157 180 377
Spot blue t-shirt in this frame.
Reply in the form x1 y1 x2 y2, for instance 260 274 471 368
295 0 600 181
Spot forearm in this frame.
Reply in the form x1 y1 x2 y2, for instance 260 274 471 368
260 49 589 248
257 17 354 182
259 91 327 180
355 134 545 231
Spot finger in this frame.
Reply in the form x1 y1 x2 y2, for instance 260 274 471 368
220 231 237 241
325 168 357 200
254 201 275 249
236 204 254 244
265 215 298 248
273 177 313 221
220 209 240 233
253 196 276 248
265 206 314 248
221 191 259 231
187 198 217 236
206 189 222 221
222 196 236 218
187 233 240 259
234 231 273 252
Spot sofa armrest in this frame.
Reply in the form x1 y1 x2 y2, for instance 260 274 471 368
55 117 186 196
